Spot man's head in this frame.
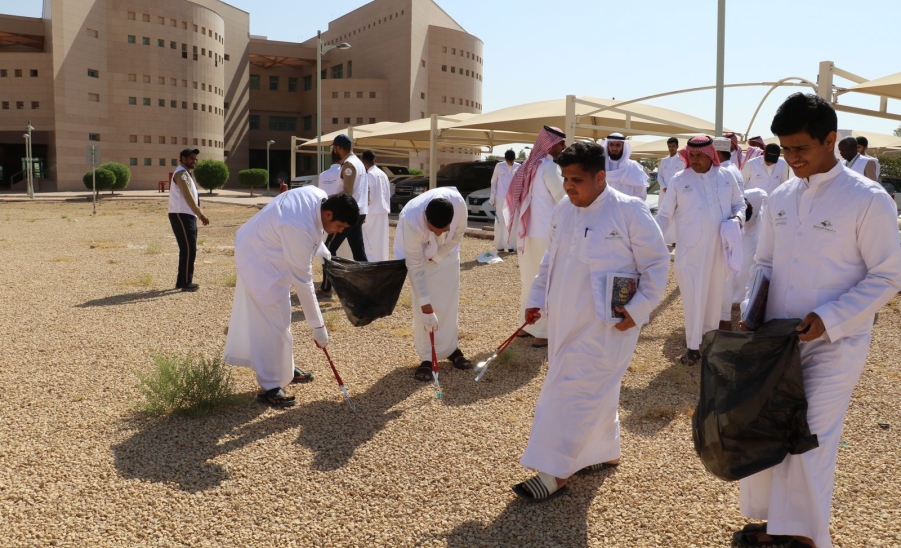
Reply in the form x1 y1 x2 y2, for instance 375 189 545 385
321 193 360 234
838 136 860 163
748 136 766 151
362 149 376 170
723 132 739 152
605 133 626 161
330 148 341 164
556 141 607 208
504 149 516 164
425 197 454 236
770 93 838 179
764 143 781 164
667 137 679 156
179 148 200 169
681 136 720 174
856 135 869 155
713 137 732 163
332 134 353 161
542 126 567 160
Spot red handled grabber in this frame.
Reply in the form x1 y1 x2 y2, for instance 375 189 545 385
319 345 356 411
474 321 529 382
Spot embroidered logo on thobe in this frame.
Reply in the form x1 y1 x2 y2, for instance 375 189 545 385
344 167 353 177
813 220 835 233
605 231 621 240
683 185 693 192
775 209 788 226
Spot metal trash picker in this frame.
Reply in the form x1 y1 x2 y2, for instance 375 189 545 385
318 344 357 411
474 322 529 382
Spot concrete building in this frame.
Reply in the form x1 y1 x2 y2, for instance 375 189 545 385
0 0 483 191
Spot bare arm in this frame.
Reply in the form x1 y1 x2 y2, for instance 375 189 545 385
175 175 208 225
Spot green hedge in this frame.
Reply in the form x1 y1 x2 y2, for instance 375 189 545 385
99 162 131 192
194 160 230 194
238 168 269 196
82 168 116 193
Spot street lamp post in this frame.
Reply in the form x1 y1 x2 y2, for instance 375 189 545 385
266 139 275 195
316 30 351 174
25 121 34 199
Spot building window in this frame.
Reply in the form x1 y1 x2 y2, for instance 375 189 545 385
157 39 164 47
442 46 447 53
201 104 205 112
303 75 312 91
0 69 6 77
269 76 279 91
370 91 376 98
249 114 260 130
144 158 152 166
171 159 178 166
420 112 425 119
171 78 177 86
193 24 198 32
159 158 166 166
143 74 151 83
127 12 135 20
158 76 165 84
421 92 425 99
128 35 135 44
269 116 297 131
170 41 176 49
249 74 260 90
87 28 98 38
332 117 338 124
356 91 363 98
31 101 39 109
181 101 187 109
171 137 177 144
442 96 446 103
224 54 230 61
347 60 352 78
170 100 176 108
356 117 363 124
142 14 149 22
129 158 137 166
451 67 455 73
87 68 99 78
421 60 426 67
142 37 149 46
13 69 21 77
14 101 23 109
192 103 197 110
171 19 177 26
193 138 198 145
201 48 205 56
201 83 205 91
157 99 164 107
466 70 470 76
321 69 327 80
288 77 298 92
441 65 446 72
303 116 312 131
193 81 198 89
129 135 137 143
158 136 165 144
143 98 150 106
452 48 456 54
201 139 206 146
144 135 151 143
344 91 350 99
331 64 343 79
369 117 376 124
450 97 455 104
343 117 350 124
88 93 99 102
129 97 137 105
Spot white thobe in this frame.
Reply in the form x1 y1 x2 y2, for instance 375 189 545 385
362 165 391 262
738 163 901 548
732 188 767 304
719 160 747 319
657 166 745 349
742 157 789 196
606 157 649 200
224 186 327 390
657 154 684 244
720 159 745 193
520 187 670 478
394 187 468 361
518 156 565 339
490 161 520 251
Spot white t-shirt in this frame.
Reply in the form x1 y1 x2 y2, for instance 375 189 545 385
168 165 199 216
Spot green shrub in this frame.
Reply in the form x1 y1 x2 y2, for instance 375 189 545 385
136 354 247 416
238 168 269 196
82 168 116 193
194 159 230 194
99 162 131 192
877 156 901 179
409 168 424 175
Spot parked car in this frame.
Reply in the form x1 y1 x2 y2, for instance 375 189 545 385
880 177 901 214
467 179 662 220
390 160 499 213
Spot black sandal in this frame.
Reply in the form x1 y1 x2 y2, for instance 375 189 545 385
257 387 296 408
578 462 619 475
448 348 473 370
680 349 701 365
291 367 314 384
732 523 791 547
414 361 433 382
511 475 567 502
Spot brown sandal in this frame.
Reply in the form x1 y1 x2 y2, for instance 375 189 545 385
257 387 296 408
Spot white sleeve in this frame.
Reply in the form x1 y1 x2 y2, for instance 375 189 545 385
489 163 500 201
278 225 324 330
656 173 678 236
623 202 671 325
526 209 557 312
401 219 431 307
741 163 751 184
543 162 566 204
730 175 746 220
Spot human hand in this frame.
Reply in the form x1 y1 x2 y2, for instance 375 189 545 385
796 312 825 342
422 312 439 332
488 198 495 207
614 306 636 331
312 326 329 348
199 214 210 226
525 308 541 325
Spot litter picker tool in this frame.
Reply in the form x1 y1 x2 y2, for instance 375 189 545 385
320 345 357 411
474 322 529 382
430 331 441 399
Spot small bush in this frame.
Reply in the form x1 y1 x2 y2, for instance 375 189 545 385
238 168 269 196
99 162 131 192
194 159 229 194
223 273 237 287
145 242 162 255
409 168 424 175
136 354 247 416
83 168 116 193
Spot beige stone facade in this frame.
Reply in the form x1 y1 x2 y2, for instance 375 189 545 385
0 0 482 190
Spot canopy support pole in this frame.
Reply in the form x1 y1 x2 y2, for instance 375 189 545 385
290 136 297 181
429 114 438 190
715 0 725 137
565 95 576 146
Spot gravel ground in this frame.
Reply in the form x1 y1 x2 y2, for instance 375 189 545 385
0 199 898 547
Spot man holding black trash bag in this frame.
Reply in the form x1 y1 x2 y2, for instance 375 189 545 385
733 93 901 548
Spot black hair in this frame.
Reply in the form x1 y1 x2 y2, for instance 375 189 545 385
770 92 837 143
322 193 361 226
362 150 376 163
717 150 731 161
504 149 516 161
838 136 859 150
855 136 868 148
425 197 454 229
555 141 606 175
667 137 679 145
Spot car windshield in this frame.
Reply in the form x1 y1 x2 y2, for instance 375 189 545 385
437 164 464 178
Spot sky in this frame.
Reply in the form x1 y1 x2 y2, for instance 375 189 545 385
4 0 900 144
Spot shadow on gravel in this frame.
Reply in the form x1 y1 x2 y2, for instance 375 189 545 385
75 288 181 308
435 342 544 408
440 471 612 548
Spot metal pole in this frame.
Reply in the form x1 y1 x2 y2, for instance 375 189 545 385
25 122 34 199
266 141 271 196
714 0 725 137
564 95 576 146
316 30 323 175
290 136 297 181
429 114 438 190
816 60 834 100
91 146 97 215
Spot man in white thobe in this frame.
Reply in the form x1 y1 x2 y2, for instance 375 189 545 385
657 137 684 245
224 189 360 407
601 133 649 200
361 150 391 262
742 143 791 196
489 150 520 252
507 126 567 348
714 137 747 329
726 132 762 170
838 136 878 181
715 137 746 193
394 187 473 381
512 141 670 502
657 136 745 364
856 136 881 180
735 92 901 548
732 188 767 304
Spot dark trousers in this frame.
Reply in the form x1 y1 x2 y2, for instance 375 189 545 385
168 213 197 287
321 215 367 292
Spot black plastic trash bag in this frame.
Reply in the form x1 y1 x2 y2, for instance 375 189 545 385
323 257 408 327
692 319 819 481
